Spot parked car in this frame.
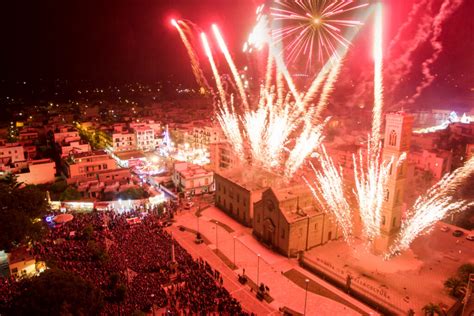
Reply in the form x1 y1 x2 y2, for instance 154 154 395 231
440 225 450 232
466 234 474 241
452 230 464 237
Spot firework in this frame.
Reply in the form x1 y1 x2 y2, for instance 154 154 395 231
212 24 249 111
202 24 335 178
243 5 270 53
372 2 384 145
303 145 352 241
201 32 227 109
270 0 368 68
403 0 464 107
172 20 210 94
387 157 474 257
352 142 387 241
313 55 344 120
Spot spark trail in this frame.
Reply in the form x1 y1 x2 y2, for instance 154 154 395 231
372 2 384 145
387 157 474 257
212 24 249 111
172 20 210 94
403 0 464 107
201 32 227 109
353 141 393 241
303 145 352 242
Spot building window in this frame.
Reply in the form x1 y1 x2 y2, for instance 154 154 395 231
257 214 260 223
384 189 389 202
392 217 396 228
103 164 108 170
314 223 318 231
382 216 386 225
389 130 397 146
281 228 285 239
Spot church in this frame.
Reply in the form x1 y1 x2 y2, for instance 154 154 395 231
214 111 414 257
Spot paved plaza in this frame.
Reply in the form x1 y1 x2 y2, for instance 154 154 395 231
305 222 474 314
169 204 378 315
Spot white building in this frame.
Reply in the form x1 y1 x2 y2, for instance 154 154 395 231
0 143 25 163
172 161 214 195
112 131 137 152
16 159 56 184
60 141 91 158
133 126 155 151
193 125 222 147
53 126 79 144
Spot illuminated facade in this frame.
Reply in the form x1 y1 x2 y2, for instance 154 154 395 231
374 112 414 254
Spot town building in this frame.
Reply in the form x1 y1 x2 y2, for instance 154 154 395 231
15 159 56 185
253 185 340 257
172 161 214 196
209 141 240 172
193 125 222 148
0 143 25 164
133 126 155 151
410 149 452 181
8 247 41 279
53 126 79 144
112 130 137 152
60 140 91 158
63 150 119 183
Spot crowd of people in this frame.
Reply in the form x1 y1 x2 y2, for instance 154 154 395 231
1 202 250 315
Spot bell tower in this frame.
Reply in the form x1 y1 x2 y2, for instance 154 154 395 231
373 111 414 254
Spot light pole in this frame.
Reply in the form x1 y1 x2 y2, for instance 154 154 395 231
233 236 237 269
304 279 309 316
215 221 218 251
197 214 200 234
257 254 261 287
462 273 474 316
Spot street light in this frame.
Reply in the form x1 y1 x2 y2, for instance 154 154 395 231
215 221 218 251
304 279 310 316
257 254 261 287
233 236 237 269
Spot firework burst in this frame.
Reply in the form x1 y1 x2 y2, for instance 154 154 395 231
270 0 368 68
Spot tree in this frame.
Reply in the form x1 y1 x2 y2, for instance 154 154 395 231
422 303 442 316
9 269 103 316
0 173 22 189
458 263 474 283
0 184 49 251
444 277 466 298
59 187 82 201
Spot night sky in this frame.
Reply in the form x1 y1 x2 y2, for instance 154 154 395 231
0 0 472 108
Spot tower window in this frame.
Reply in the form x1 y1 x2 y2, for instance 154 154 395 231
382 216 386 225
389 130 397 146
384 189 389 202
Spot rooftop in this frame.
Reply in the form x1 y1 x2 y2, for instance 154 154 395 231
216 167 283 192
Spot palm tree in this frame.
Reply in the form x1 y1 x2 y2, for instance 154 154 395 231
422 303 442 316
444 277 466 298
